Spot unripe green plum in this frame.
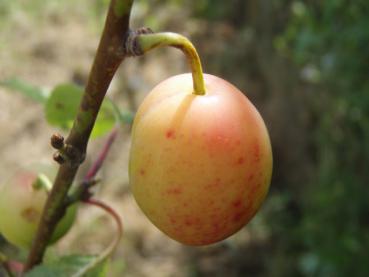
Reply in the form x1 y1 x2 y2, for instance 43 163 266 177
0 169 77 249
129 73 272 245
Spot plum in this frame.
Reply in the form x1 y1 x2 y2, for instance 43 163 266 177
129 73 272 245
0 168 77 249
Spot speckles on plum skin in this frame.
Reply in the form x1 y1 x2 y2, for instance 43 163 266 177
184 219 193 227
169 216 177 224
165 187 182 195
210 213 228 233
253 142 261 162
232 199 243 208
236 157 245 165
21 207 40 223
204 178 221 190
184 216 201 227
232 211 246 222
231 195 254 223
139 169 146 176
165 129 176 139
249 182 261 197
247 173 255 182
212 222 221 233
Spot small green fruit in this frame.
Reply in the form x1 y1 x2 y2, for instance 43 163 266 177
0 169 77 249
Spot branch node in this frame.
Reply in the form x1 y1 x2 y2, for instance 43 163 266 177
66 179 100 206
25 0 134 270
80 179 100 201
64 144 85 165
53 152 65 164
125 27 154 56
53 144 85 167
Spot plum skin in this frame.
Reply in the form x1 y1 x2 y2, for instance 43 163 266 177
0 170 77 249
129 73 272 245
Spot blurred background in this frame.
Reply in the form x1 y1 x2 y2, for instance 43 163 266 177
1 0 369 276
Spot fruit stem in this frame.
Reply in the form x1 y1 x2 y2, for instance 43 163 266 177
32 174 53 192
135 32 206 95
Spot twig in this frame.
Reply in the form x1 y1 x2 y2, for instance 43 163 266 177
68 127 120 203
71 198 123 277
84 127 119 182
24 0 134 271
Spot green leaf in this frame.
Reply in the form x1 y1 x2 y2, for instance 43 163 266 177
0 78 48 103
45 83 82 130
92 100 116 138
119 110 134 124
44 83 120 138
25 254 109 277
108 98 134 125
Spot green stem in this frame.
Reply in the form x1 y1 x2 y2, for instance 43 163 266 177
136 32 206 95
32 174 53 192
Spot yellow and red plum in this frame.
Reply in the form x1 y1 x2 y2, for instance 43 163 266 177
129 73 272 245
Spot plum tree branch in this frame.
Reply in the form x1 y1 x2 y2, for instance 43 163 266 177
24 0 134 271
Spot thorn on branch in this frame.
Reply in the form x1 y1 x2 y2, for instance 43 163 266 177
125 27 154 56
